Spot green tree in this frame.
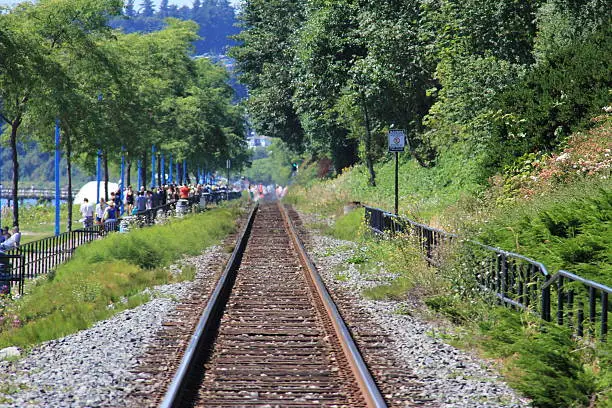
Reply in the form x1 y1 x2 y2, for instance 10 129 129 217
230 0 306 151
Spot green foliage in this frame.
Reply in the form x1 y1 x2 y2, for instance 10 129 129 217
475 180 611 285
230 0 306 150
0 207 239 348
243 139 294 186
475 308 598 408
424 54 525 160
489 25 611 171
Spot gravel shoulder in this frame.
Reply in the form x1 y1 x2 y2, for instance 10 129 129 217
296 209 532 408
0 207 532 408
0 246 227 408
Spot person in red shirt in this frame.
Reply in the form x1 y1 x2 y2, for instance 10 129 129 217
179 184 190 199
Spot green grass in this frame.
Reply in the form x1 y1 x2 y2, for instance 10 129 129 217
472 179 611 285
287 152 611 407
286 148 482 221
0 206 241 349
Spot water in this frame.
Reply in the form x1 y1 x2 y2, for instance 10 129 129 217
0 198 67 207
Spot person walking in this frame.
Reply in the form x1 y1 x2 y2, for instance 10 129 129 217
95 198 107 224
80 198 94 228
125 186 135 215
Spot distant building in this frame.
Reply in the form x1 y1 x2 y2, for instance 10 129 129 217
247 134 273 148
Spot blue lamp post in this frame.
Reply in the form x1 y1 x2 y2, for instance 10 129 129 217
183 159 187 184
96 149 101 205
160 152 165 185
137 160 142 190
151 145 156 188
120 146 125 215
54 119 61 236
168 154 173 184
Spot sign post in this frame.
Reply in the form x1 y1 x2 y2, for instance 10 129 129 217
388 129 405 216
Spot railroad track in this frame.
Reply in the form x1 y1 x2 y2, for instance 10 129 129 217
126 201 428 407
159 201 385 407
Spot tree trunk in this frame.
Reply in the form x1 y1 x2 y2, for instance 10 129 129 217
66 130 73 232
9 119 21 227
103 152 109 201
360 93 376 187
126 158 132 188
405 135 428 168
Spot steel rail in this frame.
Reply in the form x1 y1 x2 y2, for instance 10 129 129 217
279 202 388 408
160 203 258 408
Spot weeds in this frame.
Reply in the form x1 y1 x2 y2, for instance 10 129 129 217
0 207 240 349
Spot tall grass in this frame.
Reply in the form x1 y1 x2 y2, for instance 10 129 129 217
286 148 482 222
291 159 611 407
0 206 240 349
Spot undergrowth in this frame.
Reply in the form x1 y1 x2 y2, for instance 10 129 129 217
309 193 610 407
0 206 240 349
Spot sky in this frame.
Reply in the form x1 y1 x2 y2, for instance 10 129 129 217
0 1 240 9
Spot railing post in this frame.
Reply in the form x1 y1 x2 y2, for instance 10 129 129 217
557 276 564 325
589 287 596 336
577 302 584 337
542 277 551 322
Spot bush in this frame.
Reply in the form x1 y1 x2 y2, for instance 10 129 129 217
489 25 611 172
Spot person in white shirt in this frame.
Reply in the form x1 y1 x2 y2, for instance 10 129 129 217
80 198 94 227
0 226 20 252
95 198 107 224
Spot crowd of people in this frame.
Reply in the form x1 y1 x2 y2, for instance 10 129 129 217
79 180 288 228
79 183 233 228
247 184 287 201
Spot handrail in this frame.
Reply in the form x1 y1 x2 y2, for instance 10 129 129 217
543 270 612 293
363 205 609 341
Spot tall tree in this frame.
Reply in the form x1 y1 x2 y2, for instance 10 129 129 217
0 13 47 226
125 0 136 17
230 0 306 151
158 0 169 18
140 0 155 17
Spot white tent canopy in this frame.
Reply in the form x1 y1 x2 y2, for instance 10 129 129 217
74 181 119 205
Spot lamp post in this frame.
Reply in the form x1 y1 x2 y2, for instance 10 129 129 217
183 159 187 184
120 146 125 215
168 154 173 184
54 119 61 236
151 145 156 188
137 160 142 190
160 152 165 185
96 149 101 205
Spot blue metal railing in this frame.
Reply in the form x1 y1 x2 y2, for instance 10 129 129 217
364 206 610 341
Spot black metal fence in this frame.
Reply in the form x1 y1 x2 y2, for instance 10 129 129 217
364 206 611 342
0 191 243 296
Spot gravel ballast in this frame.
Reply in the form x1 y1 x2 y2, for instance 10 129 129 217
0 209 531 407
0 247 225 408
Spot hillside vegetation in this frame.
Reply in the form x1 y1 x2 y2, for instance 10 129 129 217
231 4 610 404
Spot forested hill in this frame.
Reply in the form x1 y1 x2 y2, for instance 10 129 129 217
110 0 238 55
